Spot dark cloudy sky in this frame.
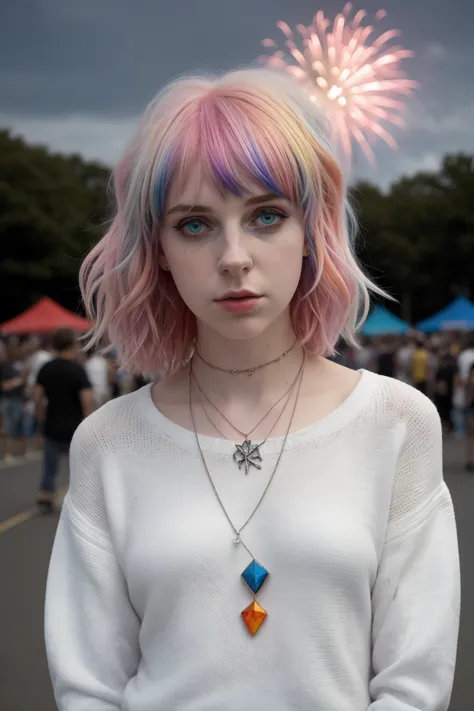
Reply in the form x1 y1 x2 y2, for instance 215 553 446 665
1 0 473 187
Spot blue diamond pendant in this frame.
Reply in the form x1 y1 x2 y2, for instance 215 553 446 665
241 560 269 594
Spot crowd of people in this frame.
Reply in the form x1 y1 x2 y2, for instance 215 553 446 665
1 326 474 508
335 330 474 468
0 328 148 509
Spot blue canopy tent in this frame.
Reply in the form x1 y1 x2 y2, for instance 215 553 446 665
417 296 474 332
361 305 410 336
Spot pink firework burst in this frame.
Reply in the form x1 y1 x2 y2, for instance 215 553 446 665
261 3 418 163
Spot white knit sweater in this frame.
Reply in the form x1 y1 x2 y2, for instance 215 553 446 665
45 371 460 711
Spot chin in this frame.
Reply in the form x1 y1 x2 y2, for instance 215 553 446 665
213 320 272 342
199 306 292 343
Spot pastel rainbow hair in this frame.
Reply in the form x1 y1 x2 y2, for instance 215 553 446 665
80 68 385 376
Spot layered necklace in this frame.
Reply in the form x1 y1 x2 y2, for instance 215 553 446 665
189 353 305 636
190 356 304 474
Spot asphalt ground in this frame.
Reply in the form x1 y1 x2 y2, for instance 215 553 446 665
0 439 472 711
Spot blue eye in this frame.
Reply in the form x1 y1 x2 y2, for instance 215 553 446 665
258 211 279 226
254 208 287 230
185 219 205 234
175 217 208 236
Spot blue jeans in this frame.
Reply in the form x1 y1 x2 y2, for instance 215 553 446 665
40 438 70 493
0 397 26 438
452 407 466 436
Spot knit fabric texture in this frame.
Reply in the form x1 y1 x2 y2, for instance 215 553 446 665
45 371 460 711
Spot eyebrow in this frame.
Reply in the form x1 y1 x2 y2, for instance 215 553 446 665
166 192 283 216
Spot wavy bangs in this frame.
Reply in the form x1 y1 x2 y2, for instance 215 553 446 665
80 68 385 377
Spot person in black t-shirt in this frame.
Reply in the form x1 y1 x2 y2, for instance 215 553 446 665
34 328 95 511
434 352 457 435
376 338 396 378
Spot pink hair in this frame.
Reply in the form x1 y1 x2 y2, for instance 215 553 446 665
80 69 384 376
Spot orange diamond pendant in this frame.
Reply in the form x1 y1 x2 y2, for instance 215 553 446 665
241 600 268 636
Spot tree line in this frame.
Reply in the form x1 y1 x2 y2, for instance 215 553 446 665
1 128 473 325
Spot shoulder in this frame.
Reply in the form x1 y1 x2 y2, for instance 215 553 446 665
71 360 91 380
67 387 153 528
70 384 154 461
38 358 58 374
37 359 54 381
317 360 439 434
361 374 443 499
56 359 91 384
363 371 441 434
362 375 448 530
68 359 87 373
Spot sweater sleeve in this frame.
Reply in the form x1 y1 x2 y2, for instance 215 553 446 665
369 392 460 710
45 416 140 710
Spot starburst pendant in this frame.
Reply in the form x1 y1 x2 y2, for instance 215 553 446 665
233 439 263 474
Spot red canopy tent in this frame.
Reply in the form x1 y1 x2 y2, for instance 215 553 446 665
0 297 92 335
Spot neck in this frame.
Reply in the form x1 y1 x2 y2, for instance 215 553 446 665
192 315 303 403
56 349 75 360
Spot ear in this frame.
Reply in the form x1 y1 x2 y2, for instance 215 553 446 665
303 245 311 257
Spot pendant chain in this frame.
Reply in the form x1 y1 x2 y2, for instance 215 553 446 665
197 390 289 448
190 355 304 442
188 354 305 546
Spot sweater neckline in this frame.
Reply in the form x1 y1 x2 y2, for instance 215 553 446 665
139 369 377 453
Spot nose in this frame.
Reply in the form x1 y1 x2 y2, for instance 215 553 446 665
217 231 253 277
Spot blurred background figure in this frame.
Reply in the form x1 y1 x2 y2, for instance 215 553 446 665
450 334 474 438
84 346 111 408
25 335 54 452
434 350 457 435
395 335 415 384
27 335 53 386
375 337 396 378
34 328 95 512
410 338 431 395
353 335 376 371
465 364 474 471
458 334 474 385
0 342 27 462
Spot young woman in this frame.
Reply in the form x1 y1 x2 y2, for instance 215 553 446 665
44 69 460 710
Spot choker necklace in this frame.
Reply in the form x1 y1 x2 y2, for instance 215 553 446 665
194 341 298 376
189 354 305 636
191 357 304 474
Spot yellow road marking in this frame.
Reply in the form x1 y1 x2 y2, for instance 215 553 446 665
0 486 68 536
0 510 34 535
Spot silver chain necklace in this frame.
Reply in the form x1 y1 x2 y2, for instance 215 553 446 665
190 357 303 474
194 341 297 376
189 356 305 635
